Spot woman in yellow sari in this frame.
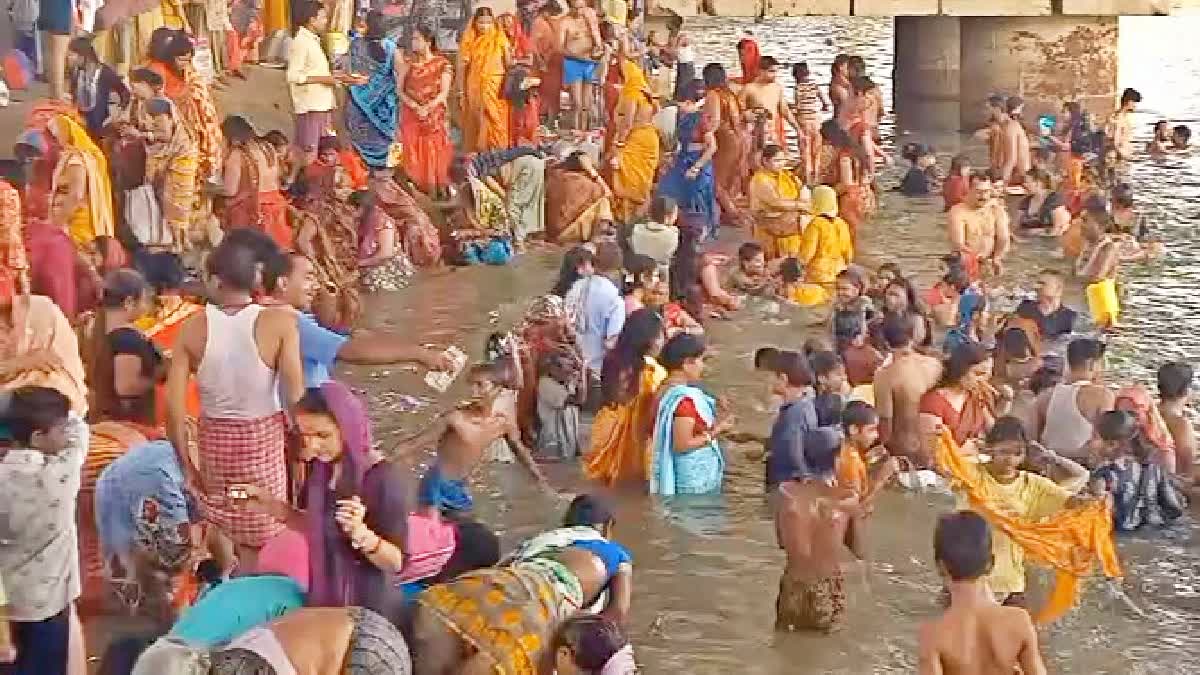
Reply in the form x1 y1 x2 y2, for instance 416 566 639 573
48 114 120 268
457 8 511 153
749 145 809 260
144 98 198 252
798 185 854 294
607 56 661 224
584 308 667 485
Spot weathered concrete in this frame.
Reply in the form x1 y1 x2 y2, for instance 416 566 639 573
959 15 1118 129
852 0 935 15
942 0 1051 15
1061 0 1170 13
893 16 961 130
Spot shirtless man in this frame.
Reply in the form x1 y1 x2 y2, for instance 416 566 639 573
874 313 943 467
828 54 852 120
558 0 604 131
1157 361 1196 480
918 511 1048 675
166 236 305 570
998 97 1032 189
975 95 1007 177
401 361 553 516
947 173 1009 279
740 56 802 156
1035 337 1115 463
773 427 865 634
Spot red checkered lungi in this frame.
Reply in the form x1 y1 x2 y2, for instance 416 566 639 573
198 412 288 547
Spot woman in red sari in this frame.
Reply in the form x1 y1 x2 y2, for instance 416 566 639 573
818 119 873 245
400 26 453 197
919 342 1000 450
531 2 565 126
735 36 759 85
703 63 750 228
217 115 291 250
499 13 540 146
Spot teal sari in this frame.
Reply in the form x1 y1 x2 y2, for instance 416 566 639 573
650 384 725 496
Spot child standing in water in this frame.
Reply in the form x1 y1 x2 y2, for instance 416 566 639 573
535 350 584 460
918 511 1048 675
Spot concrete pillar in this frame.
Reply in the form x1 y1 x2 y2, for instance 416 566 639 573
958 16 1119 130
892 16 961 131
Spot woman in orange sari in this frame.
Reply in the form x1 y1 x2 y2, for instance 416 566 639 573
818 119 872 244
607 57 660 223
217 115 291 250
131 251 202 425
400 26 453 196
456 8 511 153
585 308 667 485
703 63 750 228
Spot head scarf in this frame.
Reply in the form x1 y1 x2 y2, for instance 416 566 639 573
50 113 116 239
944 289 985 354
1115 385 1175 456
305 380 382 607
812 185 838 217
736 37 760 84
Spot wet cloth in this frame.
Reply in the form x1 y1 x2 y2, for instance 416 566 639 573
1092 459 1186 532
171 575 305 646
775 569 846 633
936 430 1122 624
585 358 666 484
418 463 474 514
417 558 584 675
346 36 400 169
650 384 725 495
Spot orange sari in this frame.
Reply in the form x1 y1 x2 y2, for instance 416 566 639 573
400 54 453 194
584 358 667 484
134 298 203 426
459 23 511 153
708 86 750 226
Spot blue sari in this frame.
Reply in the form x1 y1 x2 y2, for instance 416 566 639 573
657 110 718 238
650 384 725 496
347 37 400 169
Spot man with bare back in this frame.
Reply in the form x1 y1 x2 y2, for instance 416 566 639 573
166 236 305 572
918 511 1048 675
829 54 852 119
558 0 604 131
773 427 866 634
976 95 1008 177
740 56 802 156
948 173 1009 279
874 313 943 467
998 97 1032 189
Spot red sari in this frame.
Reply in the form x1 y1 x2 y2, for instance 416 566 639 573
531 15 563 119
400 54 453 194
503 16 540 146
225 142 291 250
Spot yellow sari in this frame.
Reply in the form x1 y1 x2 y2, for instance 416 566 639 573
798 185 853 285
584 357 667 484
611 60 660 223
749 168 805 259
50 115 115 249
459 22 511 153
935 430 1122 624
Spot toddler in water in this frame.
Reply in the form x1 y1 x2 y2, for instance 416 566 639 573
829 266 875 329
728 241 774 297
897 143 939 196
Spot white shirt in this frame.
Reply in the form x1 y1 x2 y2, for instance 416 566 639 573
0 413 89 621
286 27 337 114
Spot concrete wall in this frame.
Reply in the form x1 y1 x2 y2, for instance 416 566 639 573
959 16 1118 128
893 16 960 129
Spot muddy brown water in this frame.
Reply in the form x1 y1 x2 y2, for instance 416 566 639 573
89 16 1200 674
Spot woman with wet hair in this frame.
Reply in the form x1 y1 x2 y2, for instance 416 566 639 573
553 615 636 674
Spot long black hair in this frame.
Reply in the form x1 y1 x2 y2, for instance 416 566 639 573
364 10 389 63
599 309 664 407
551 246 594 297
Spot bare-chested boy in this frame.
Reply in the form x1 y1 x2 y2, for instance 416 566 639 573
558 0 604 131
918 511 1048 675
874 313 942 467
773 427 865 633
1158 361 1196 480
947 173 1009 279
405 362 554 516
740 56 801 156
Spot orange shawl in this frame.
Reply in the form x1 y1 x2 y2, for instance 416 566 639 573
935 430 1122 624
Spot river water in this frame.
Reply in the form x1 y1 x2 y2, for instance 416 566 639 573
337 16 1200 675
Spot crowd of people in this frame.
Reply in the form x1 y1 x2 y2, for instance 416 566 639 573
0 0 1194 672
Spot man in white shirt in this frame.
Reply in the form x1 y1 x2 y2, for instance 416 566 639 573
0 387 89 675
630 196 680 283
285 0 360 181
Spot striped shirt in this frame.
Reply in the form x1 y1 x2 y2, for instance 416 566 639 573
794 79 824 120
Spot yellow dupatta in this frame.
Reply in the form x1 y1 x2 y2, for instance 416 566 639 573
934 430 1122 624
51 114 115 245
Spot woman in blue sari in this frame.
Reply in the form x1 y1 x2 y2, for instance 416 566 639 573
657 79 719 241
346 11 405 169
649 333 729 496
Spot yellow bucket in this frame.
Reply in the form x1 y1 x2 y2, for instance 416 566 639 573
1086 278 1120 327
